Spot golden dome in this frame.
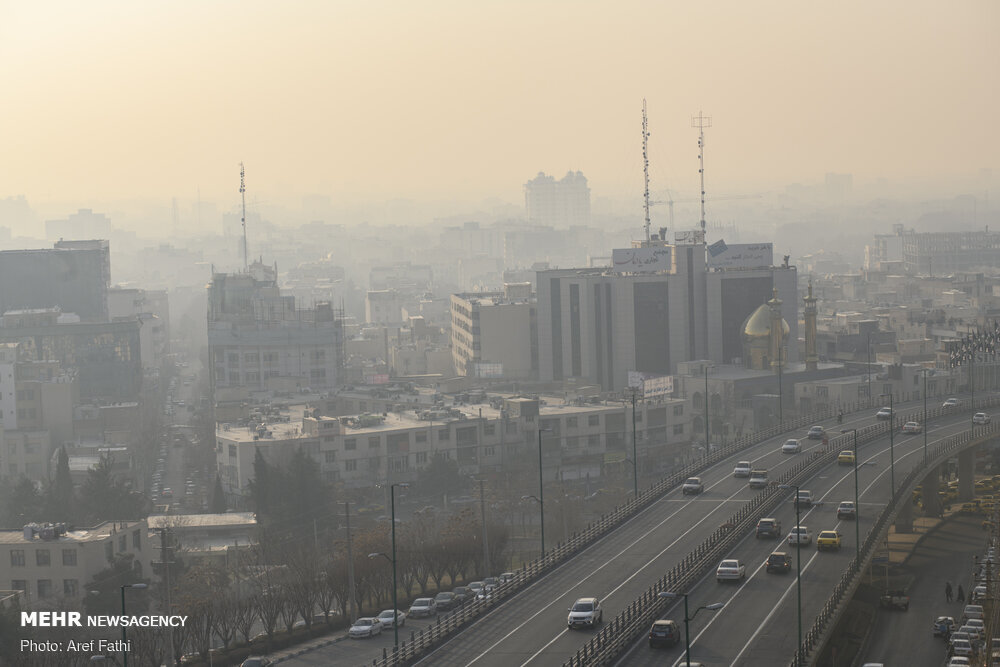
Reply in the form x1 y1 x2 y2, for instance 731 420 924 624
742 304 790 340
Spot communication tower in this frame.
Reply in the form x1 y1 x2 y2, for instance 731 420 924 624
691 111 712 234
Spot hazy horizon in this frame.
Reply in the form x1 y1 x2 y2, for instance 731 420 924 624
2 1 997 221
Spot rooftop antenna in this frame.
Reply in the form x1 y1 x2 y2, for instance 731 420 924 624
692 110 712 234
642 99 652 243
239 162 248 271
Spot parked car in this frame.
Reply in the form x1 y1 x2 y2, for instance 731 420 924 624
782 439 802 454
756 517 782 538
816 530 842 551
716 559 746 582
349 617 383 638
974 412 991 425
682 477 704 495
567 597 602 629
950 636 974 657
806 425 826 440
875 407 893 420
376 609 406 629
648 619 681 647
837 450 856 465
765 551 792 574
902 421 922 434
732 461 752 477
837 501 857 520
408 598 437 618
962 604 984 621
788 525 812 545
434 591 458 611
943 397 961 408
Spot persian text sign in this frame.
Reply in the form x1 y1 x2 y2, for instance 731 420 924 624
707 242 774 269
611 247 672 274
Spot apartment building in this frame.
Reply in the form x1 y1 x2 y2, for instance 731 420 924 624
450 283 537 380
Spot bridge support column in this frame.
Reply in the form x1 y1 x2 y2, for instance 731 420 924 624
922 466 942 517
959 450 975 502
895 494 914 533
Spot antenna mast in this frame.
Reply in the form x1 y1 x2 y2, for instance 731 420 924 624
239 162 248 271
642 99 651 243
692 111 712 234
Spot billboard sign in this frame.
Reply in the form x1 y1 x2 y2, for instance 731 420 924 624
707 242 774 269
627 371 674 398
674 230 705 244
611 247 672 274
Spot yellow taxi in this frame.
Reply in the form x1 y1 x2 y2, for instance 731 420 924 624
837 450 856 465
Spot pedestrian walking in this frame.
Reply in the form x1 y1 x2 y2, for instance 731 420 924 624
957 584 965 603
946 581 953 602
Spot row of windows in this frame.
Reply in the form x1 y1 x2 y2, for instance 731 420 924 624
10 579 78 598
10 549 77 567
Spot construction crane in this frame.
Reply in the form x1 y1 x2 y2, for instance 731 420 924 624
649 191 762 229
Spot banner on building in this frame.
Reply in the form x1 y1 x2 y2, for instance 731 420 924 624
611 247 672 274
364 374 390 385
474 362 504 378
674 230 705 244
627 371 674 398
707 242 774 269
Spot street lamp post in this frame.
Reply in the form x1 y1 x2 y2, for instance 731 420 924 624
841 428 861 560
704 366 710 451
629 387 639 499
779 484 803 665
521 494 544 557
120 583 147 667
867 332 873 406
657 591 723 665
536 428 552 558
880 392 895 494
922 369 929 465
371 481 408 648
473 476 490 578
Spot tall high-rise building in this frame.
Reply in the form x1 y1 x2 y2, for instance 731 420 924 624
0 240 110 322
524 171 591 226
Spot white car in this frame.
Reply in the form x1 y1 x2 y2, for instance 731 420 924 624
901 421 922 434
973 412 991 425
875 407 893 420
716 559 746 582
945 659 970 667
682 477 704 495
732 461 752 477
349 617 383 638
781 439 802 454
567 597 602 629
950 637 974 657
376 609 406 629
787 525 812 545
408 598 437 618
943 397 961 408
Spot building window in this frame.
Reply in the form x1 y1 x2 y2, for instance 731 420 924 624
415 431 427 443
566 417 578 428
438 429 449 441
345 460 357 472
483 423 495 436
228 444 237 458
132 530 141 550
325 451 336 463
588 415 600 426
119 536 126 552
390 456 408 472
673 405 684 416
63 579 79 598
105 542 113 562
11 580 26 592
368 437 380 449
416 451 427 464
10 550 24 567
344 438 357 450
673 424 684 435
37 580 52 598
62 549 77 566
35 550 50 567
484 446 495 457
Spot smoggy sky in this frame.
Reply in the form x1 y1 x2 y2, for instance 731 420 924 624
1 1 997 209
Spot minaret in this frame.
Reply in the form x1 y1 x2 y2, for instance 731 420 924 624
768 288 784 373
804 279 819 371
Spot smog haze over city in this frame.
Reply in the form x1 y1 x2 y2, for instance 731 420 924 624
3 2 1000 666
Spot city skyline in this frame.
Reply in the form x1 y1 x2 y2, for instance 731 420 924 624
1 0 996 213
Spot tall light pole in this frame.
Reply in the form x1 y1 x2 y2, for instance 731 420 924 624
921 369 929 465
521 494 544 556
880 392 895 494
473 476 490 578
371 481 408 648
536 427 552 558
867 331 873 406
841 428 861 560
704 365 710 451
629 387 639 499
120 583 147 667
658 591 723 665
779 484 803 665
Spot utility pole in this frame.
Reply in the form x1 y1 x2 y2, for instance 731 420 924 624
344 502 356 622
155 528 175 667
477 478 490 577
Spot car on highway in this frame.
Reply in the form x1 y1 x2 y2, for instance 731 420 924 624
476 584 496 600
434 591 458 611
407 598 437 618
837 501 857 520
733 461 752 477
349 617 383 638
794 490 813 508
498 572 515 584
875 407 893 420
468 581 485 595
933 615 956 637
806 425 826 440
765 552 792 574
682 477 704 495
816 530 842 551
716 559 746 582
782 439 802 454
376 609 406 629
748 469 769 489
974 412 991 425
837 450 856 465
788 525 811 545
756 517 782 538
648 619 681 647
943 397 961 408
452 586 472 604
902 421 922 434
566 597 602 629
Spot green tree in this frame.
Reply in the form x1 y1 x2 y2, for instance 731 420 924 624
3 477 43 525
78 453 145 523
209 474 227 513
415 452 468 503
82 553 149 616
45 446 75 523
248 448 273 520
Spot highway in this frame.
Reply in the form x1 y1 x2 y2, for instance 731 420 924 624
287 400 961 667
611 409 985 666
